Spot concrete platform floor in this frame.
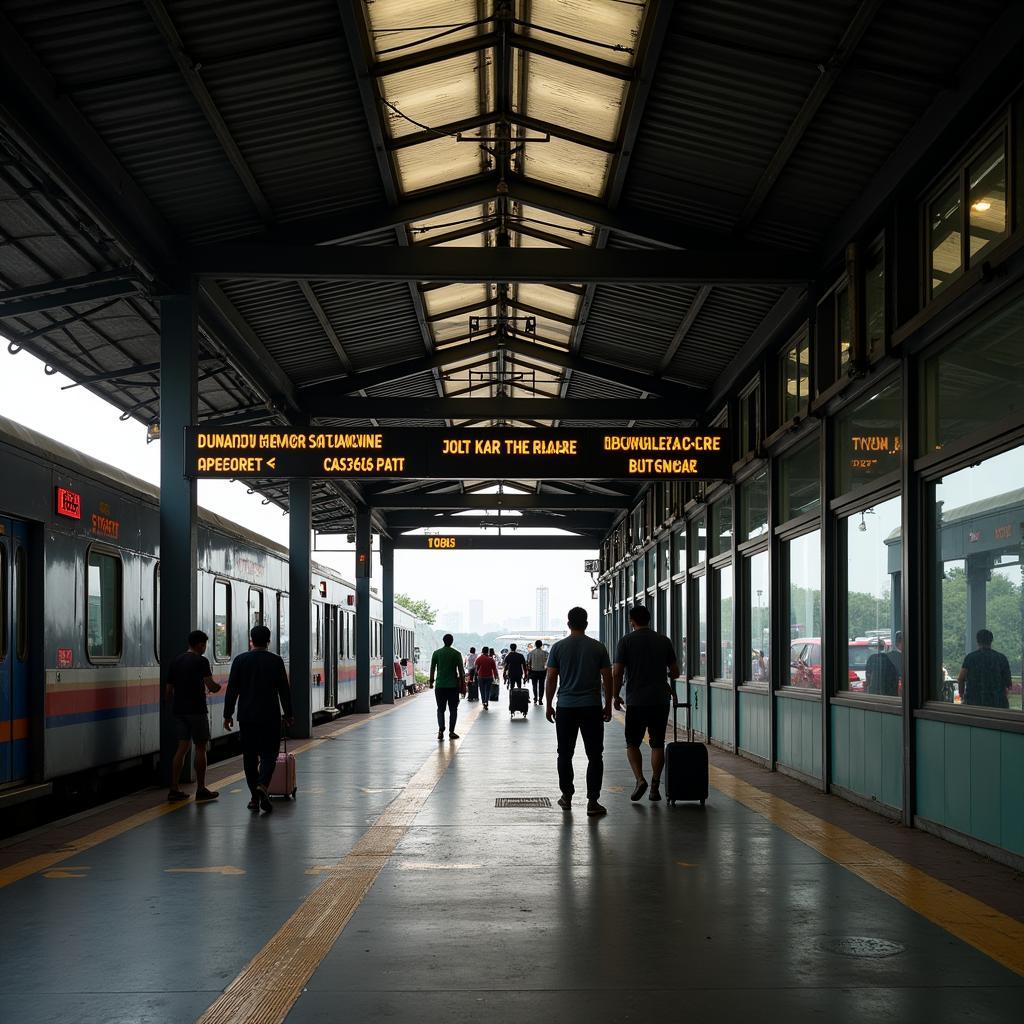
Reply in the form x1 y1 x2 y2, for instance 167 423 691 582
1 692 1022 1024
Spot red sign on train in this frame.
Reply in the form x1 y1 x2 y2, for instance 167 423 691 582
55 487 82 520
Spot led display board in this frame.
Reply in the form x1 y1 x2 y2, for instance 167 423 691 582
185 428 731 481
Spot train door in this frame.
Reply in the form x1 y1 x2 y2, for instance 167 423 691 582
323 606 338 708
0 517 30 785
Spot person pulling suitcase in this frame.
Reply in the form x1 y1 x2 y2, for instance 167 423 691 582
611 605 679 802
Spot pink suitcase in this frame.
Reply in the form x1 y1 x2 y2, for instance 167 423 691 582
268 734 297 799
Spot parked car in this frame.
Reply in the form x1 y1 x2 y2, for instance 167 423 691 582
789 638 876 690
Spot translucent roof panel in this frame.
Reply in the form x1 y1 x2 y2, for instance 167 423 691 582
516 55 627 142
379 51 493 139
423 283 491 318
408 203 494 240
366 1 491 60
394 130 490 193
514 204 595 244
518 135 611 197
515 283 580 321
520 0 643 67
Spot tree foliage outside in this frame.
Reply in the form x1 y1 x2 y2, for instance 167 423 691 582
395 592 437 625
940 566 1023 682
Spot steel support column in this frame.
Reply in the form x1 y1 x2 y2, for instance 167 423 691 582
355 509 372 714
289 479 313 738
381 536 395 705
158 292 197 785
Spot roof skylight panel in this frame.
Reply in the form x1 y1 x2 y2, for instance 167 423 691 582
380 52 491 139
519 0 642 66
365 0 488 60
518 135 611 197
516 55 627 142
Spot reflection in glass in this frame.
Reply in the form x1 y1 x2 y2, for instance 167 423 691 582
779 438 820 521
673 527 686 575
968 138 1007 263
930 179 962 297
787 531 821 688
278 595 290 659
930 446 1023 710
841 497 902 693
692 514 707 566
635 555 645 596
673 580 687 674
87 551 122 659
660 539 671 581
782 333 810 422
747 550 770 682
922 292 1024 453
696 575 707 677
741 468 769 541
865 245 885 361
712 496 733 556
717 567 733 680
835 377 902 494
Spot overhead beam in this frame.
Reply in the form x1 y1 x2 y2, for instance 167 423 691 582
302 396 689 420
387 512 612 530
191 245 812 284
658 285 712 371
370 31 499 78
370 493 630 510
510 33 634 81
391 534 597 550
0 276 141 317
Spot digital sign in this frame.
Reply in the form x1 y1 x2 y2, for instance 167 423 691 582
185 428 731 482
55 487 81 520
426 536 457 549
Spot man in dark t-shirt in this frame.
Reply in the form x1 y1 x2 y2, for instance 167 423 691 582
612 605 679 803
166 629 222 803
504 643 527 690
958 629 1012 708
224 624 295 812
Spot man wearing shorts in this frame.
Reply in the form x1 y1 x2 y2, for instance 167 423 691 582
166 629 222 802
612 605 679 802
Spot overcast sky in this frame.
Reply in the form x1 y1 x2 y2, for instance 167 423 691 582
0 345 598 630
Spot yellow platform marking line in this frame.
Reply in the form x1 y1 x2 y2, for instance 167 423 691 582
610 708 1024 977
707 765 1024 978
197 703 482 1024
0 699 413 890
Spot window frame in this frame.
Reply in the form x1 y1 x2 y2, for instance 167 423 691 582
154 562 160 662
0 543 7 662
85 543 124 665
248 586 264 631
778 327 811 429
212 577 232 663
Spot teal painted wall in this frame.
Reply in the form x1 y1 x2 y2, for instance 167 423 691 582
710 684 735 747
776 695 822 779
687 681 708 739
738 690 770 759
830 704 902 810
916 719 1024 856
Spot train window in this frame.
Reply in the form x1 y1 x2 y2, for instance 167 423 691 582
0 545 7 661
214 580 231 660
87 547 122 661
154 564 160 661
278 594 289 659
249 588 264 630
313 603 322 659
15 546 28 661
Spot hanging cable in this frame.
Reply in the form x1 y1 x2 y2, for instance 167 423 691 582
511 19 634 54
372 17 494 57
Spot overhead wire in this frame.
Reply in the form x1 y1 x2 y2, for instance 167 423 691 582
372 17 494 56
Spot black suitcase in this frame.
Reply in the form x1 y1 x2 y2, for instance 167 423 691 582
467 678 479 702
509 685 529 718
664 682 708 807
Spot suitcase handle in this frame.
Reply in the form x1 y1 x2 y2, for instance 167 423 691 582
671 679 694 744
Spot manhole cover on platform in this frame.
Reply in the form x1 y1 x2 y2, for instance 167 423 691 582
819 936 906 958
495 797 551 808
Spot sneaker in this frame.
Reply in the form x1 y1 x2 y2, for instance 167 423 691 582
257 785 273 814
630 779 648 802
557 794 572 810
167 789 189 802
195 788 219 802
483 703 489 710
449 732 460 740
649 783 662 802
437 729 444 740
587 800 608 817
247 798 259 811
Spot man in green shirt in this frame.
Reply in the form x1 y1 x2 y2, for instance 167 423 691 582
430 634 466 740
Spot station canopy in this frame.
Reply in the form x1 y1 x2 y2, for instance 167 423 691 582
0 0 1012 538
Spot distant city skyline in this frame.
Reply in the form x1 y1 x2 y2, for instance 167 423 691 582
536 585 550 629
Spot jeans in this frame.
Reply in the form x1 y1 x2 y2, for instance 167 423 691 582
478 678 494 704
530 671 545 702
555 706 604 800
435 687 459 731
240 720 281 795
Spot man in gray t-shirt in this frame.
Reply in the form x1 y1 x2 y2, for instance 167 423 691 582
545 606 613 816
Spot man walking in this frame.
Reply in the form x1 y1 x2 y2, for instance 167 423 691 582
528 639 547 705
475 646 498 710
545 607 613 816
165 629 222 803
504 642 527 691
465 646 478 701
958 629 1012 708
429 633 466 739
612 605 679 802
223 625 294 813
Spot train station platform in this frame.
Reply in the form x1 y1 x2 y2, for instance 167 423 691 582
1 693 1023 1024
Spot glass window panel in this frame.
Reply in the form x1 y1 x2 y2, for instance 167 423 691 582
787 531 822 689
214 581 231 660
659 539 671 582
278 595 290 660
968 138 1007 264
739 384 760 456
779 438 821 522
841 496 902 694
835 377 902 494
865 245 885 362
696 575 707 677
647 546 658 586
741 468 769 542
635 555 645 595
711 495 733 556
249 588 264 631
922 291 1024 454
87 550 122 660
929 179 962 298
837 285 852 377
673 528 686 575
673 580 687 674
930 445 1023 710
15 546 27 661
717 567 733 680
1 546 8 661
746 551 770 682
781 333 810 422
691 514 707 566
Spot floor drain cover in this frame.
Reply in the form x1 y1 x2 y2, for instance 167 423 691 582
820 936 906 958
495 797 551 808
